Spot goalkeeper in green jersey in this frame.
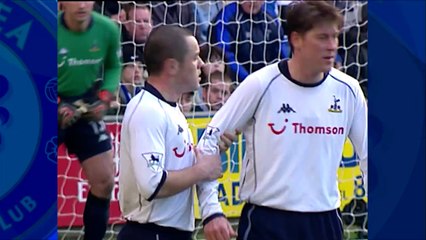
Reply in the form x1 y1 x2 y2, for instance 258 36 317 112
58 2 121 239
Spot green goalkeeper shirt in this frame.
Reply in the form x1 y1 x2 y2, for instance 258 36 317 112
58 11 122 97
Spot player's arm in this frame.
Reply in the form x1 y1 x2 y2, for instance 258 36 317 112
128 107 222 201
197 181 236 240
193 133 239 222
194 73 264 239
348 81 368 194
197 72 264 154
156 147 222 199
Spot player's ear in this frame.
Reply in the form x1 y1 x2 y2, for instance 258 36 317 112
164 58 179 76
291 31 303 51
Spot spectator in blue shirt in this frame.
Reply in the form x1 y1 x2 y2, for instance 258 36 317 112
209 0 290 83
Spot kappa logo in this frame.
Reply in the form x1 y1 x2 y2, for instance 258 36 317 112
278 103 296 114
142 152 163 172
328 95 342 113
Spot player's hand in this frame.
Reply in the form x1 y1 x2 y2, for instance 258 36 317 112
219 130 241 153
194 147 223 181
58 98 83 129
204 216 237 240
85 90 114 121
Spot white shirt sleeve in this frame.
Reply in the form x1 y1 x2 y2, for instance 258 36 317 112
198 74 265 154
348 83 368 195
196 73 266 220
127 105 168 201
196 181 223 222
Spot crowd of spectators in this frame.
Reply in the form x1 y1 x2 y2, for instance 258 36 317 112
63 0 368 114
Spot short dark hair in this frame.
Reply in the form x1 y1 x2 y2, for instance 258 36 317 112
144 25 193 75
123 2 150 20
286 1 343 53
199 44 224 63
199 44 231 78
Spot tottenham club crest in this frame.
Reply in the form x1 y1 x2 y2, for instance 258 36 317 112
142 152 164 173
328 95 343 113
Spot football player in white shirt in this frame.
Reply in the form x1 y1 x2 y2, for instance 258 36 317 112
198 1 368 240
118 25 236 240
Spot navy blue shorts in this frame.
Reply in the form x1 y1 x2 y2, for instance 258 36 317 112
237 203 344 240
117 221 192 240
58 119 111 162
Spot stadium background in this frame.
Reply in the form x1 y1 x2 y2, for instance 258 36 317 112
57 1 368 239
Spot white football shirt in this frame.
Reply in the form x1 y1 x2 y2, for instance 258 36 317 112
198 60 368 212
119 83 222 231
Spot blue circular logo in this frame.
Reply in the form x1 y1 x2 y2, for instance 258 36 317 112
0 1 57 239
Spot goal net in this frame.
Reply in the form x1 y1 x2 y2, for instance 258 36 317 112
58 1 368 239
